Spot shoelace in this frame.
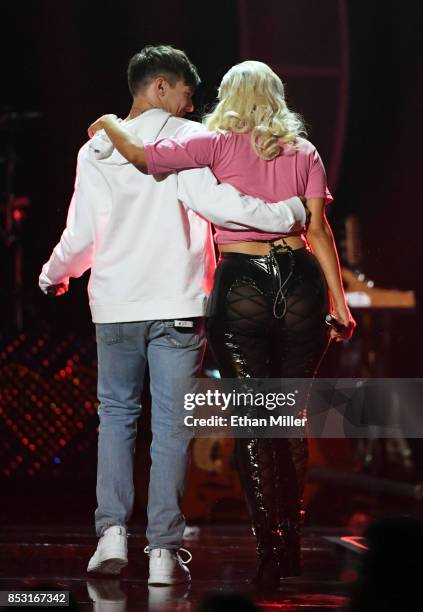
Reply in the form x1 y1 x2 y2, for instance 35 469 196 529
143 546 192 564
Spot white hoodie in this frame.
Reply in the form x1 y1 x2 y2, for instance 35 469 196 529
39 109 306 323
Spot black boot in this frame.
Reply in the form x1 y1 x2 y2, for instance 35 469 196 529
252 518 301 588
235 437 304 588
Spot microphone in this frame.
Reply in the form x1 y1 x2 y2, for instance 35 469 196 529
325 314 350 335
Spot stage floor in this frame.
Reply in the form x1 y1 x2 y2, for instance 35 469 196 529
0 524 360 611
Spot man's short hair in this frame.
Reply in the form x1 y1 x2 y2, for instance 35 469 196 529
127 45 201 96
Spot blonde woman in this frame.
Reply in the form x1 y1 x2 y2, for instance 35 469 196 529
89 60 355 587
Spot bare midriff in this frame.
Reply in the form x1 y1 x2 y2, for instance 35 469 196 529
218 234 306 255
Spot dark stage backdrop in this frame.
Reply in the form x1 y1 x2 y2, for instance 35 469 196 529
1 0 422 523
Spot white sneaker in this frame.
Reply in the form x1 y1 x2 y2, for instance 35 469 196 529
182 525 200 541
87 526 128 575
145 546 192 585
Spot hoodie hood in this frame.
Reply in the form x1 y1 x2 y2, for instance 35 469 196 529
88 108 172 165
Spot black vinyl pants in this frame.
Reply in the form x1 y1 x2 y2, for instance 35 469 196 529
207 246 331 572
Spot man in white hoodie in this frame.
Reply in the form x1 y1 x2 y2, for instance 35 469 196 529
39 45 307 585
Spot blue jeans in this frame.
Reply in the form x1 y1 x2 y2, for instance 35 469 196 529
94 319 205 549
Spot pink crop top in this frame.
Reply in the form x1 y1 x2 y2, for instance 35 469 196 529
144 131 333 244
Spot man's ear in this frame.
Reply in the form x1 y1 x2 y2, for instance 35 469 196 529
155 77 169 99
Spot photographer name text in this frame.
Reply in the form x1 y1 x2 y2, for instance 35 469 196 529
184 415 306 428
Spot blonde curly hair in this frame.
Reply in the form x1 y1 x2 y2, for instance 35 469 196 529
204 60 306 161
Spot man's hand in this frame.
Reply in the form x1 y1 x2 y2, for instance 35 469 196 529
45 283 68 297
88 114 118 138
300 197 311 226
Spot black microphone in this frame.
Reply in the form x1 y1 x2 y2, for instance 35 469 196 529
325 314 349 335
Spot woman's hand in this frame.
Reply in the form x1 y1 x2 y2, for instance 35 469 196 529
330 302 356 341
87 114 147 169
88 114 118 138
